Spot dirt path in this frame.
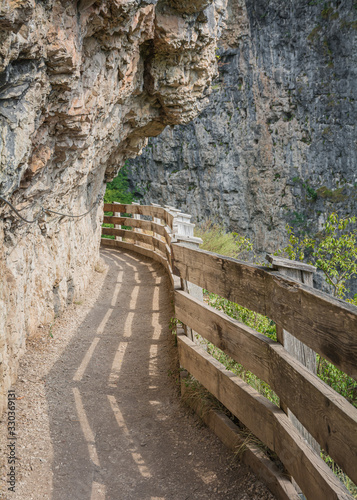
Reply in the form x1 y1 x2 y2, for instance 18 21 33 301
0 247 275 500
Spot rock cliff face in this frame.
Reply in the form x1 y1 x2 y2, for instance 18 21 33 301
0 0 226 413
128 0 357 254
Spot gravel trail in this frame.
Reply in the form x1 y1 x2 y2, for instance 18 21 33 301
0 247 275 500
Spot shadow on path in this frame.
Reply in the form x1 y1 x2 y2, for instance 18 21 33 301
45 247 274 500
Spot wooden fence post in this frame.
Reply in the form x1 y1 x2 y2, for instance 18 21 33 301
113 201 122 242
266 254 320 461
165 206 180 236
132 202 142 233
131 201 141 247
171 212 203 343
151 202 162 242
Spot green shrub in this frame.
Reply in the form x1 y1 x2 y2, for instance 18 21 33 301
104 164 135 204
195 220 253 259
317 356 357 408
102 164 136 239
281 212 357 302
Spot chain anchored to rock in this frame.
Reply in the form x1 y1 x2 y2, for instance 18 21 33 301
0 194 103 224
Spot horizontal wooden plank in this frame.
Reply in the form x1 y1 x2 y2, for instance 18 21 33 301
175 290 357 485
103 216 167 238
172 244 357 379
152 234 169 257
102 227 171 264
104 203 174 228
102 227 153 246
175 289 270 380
177 334 352 500
100 238 180 289
266 254 317 272
181 377 300 500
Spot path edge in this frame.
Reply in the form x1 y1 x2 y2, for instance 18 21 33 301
180 373 300 500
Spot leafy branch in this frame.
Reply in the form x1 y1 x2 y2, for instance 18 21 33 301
280 212 357 303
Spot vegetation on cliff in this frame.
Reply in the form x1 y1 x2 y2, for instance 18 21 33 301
102 165 136 239
104 165 135 205
281 212 357 303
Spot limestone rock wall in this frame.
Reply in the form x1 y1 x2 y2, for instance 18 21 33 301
128 0 357 254
0 0 226 413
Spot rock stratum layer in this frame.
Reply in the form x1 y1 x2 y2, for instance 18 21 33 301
128 0 357 254
0 0 225 413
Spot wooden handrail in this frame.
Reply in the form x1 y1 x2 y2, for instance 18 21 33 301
104 203 174 229
102 216 172 246
175 289 357 487
171 243 357 380
178 334 352 500
102 204 179 287
101 203 357 500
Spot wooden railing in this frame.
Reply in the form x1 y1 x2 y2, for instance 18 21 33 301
102 202 182 288
101 203 357 500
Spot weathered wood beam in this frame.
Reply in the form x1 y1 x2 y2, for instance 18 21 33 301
101 238 179 289
181 375 301 500
171 244 357 379
103 216 169 241
267 254 319 462
177 334 352 500
104 203 174 228
175 289 357 485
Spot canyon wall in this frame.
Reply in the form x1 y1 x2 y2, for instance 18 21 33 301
0 0 226 413
128 0 357 255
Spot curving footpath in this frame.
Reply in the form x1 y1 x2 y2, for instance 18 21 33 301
0 248 275 500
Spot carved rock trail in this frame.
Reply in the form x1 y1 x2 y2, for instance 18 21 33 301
0 248 274 500
0 0 226 414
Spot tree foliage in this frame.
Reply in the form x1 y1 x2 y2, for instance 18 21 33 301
102 165 135 239
104 165 135 204
282 212 357 302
